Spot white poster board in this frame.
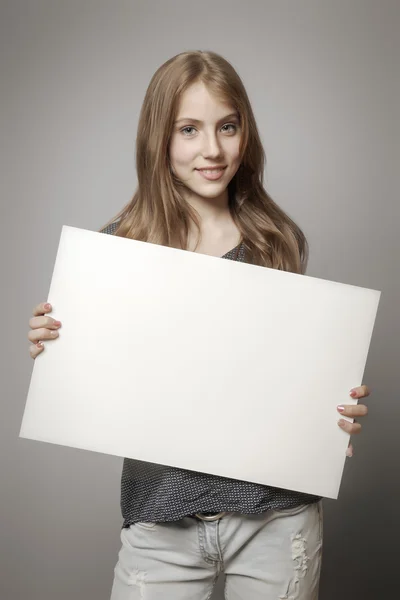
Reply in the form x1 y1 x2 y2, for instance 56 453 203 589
20 226 381 498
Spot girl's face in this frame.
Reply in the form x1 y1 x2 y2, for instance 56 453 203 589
169 81 242 204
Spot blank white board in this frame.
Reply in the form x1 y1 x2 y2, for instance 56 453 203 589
20 226 381 498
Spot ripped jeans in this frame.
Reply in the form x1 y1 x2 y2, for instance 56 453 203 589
110 501 323 600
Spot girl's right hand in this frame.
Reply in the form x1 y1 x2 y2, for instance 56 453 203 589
28 302 62 359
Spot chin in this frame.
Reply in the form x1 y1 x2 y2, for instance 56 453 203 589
192 188 226 200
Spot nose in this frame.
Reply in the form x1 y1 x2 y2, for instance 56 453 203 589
202 131 223 159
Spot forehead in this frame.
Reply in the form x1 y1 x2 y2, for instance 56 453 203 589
176 81 235 118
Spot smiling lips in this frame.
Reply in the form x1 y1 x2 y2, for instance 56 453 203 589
196 166 227 181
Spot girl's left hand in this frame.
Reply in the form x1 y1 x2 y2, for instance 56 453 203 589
337 384 370 457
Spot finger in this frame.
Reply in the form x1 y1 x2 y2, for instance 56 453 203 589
29 342 44 359
29 315 61 331
28 327 59 344
346 443 354 457
350 385 370 399
32 302 52 317
337 404 368 418
338 419 362 435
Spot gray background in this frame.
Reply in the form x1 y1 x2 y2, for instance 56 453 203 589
1 0 398 598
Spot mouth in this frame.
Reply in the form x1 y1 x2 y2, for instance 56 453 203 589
195 166 227 181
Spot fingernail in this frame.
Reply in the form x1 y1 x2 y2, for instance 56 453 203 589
50 330 59 336
350 389 357 398
54 321 61 327
45 303 51 310
337 405 345 413
37 342 44 348
338 419 345 427
346 448 353 457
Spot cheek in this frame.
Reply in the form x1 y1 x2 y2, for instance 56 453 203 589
169 138 195 168
224 138 241 162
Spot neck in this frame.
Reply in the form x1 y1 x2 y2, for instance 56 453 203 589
185 189 230 225
182 188 240 253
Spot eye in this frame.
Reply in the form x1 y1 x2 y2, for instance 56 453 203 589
181 126 196 136
221 123 237 133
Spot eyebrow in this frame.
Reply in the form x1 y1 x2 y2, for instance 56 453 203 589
174 112 239 125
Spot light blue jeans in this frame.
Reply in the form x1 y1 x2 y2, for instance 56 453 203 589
110 501 323 599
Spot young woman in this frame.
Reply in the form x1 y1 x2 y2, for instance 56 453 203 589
27 50 370 599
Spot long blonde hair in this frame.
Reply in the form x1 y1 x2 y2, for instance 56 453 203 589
102 50 308 274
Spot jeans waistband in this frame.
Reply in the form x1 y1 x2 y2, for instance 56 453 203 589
193 511 228 521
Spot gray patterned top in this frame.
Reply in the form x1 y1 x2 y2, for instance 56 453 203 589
100 221 321 526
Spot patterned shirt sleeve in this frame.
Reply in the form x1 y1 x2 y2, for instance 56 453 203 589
100 221 119 235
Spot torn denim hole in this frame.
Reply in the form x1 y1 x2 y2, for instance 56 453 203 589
291 533 309 580
130 569 146 598
279 533 309 599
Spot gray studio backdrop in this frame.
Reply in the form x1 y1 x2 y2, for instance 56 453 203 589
1 1 399 599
